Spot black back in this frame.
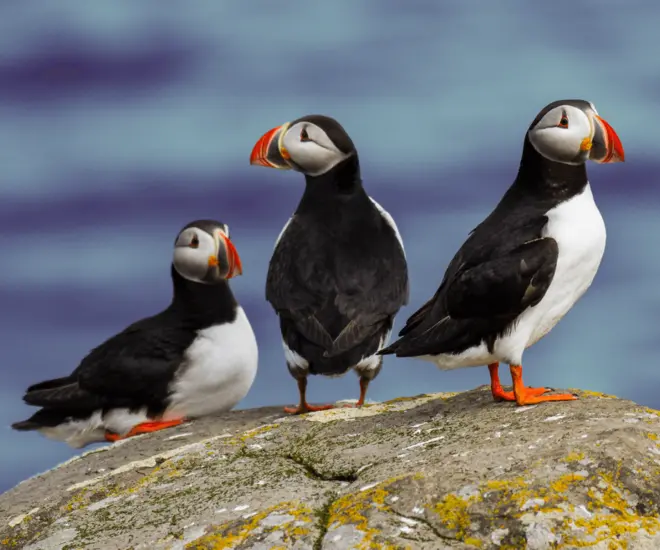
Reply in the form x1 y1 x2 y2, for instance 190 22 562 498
13 266 237 430
267 154 409 376
381 121 590 358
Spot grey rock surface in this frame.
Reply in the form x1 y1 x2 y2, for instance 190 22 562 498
2 387 660 549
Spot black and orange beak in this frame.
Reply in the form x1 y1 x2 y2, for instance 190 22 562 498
590 114 625 164
208 231 243 280
249 123 292 169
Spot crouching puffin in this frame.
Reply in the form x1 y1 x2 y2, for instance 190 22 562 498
250 114 409 414
380 99 624 406
12 220 258 447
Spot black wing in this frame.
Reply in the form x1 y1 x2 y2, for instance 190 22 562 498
266 214 408 357
381 237 558 357
21 314 194 413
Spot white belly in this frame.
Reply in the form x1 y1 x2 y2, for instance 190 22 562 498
496 183 606 364
38 308 258 448
39 408 153 449
425 183 606 370
165 306 259 418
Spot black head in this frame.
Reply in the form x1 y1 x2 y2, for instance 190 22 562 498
172 219 242 284
526 99 624 166
249 114 357 177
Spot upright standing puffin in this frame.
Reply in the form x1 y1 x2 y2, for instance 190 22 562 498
12 220 258 447
380 100 624 406
250 115 409 414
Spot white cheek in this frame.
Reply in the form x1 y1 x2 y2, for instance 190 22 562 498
529 127 588 164
173 240 215 283
283 133 346 176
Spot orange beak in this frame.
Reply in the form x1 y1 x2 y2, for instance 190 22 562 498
249 123 292 169
221 233 242 279
591 115 625 164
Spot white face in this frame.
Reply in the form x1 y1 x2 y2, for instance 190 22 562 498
281 121 351 177
172 225 229 283
528 104 596 165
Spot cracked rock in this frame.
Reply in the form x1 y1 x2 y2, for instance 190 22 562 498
2 387 660 549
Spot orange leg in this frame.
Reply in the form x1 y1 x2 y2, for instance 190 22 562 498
104 418 185 442
284 378 335 415
510 365 578 406
489 362 514 401
489 362 547 402
343 377 370 408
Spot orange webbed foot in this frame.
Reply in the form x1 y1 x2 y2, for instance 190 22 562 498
104 418 185 442
514 389 578 406
491 386 515 402
510 365 578 406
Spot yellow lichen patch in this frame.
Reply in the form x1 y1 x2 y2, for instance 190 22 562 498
122 460 185 495
228 424 280 445
643 408 660 417
549 473 587 493
433 493 474 539
63 487 92 512
64 455 190 512
185 501 313 550
483 477 536 511
564 452 586 463
326 475 418 549
572 389 617 399
429 472 597 545
559 465 660 548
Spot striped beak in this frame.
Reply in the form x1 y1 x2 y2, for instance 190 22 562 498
589 115 625 164
250 123 292 169
208 230 242 280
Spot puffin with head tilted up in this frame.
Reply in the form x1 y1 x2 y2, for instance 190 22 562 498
12 220 258 447
250 114 409 414
380 99 624 406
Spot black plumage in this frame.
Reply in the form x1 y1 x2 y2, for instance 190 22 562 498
380 102 592 359
254 113 409 414
13 225 238 432
268 154 408 375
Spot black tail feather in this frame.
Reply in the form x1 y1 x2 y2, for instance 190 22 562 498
11 408 80 431
26 376 75 394
378 341 399 355
11 420 41 431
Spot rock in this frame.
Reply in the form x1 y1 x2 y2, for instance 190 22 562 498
2 387 660 549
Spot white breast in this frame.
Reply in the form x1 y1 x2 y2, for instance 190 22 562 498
165 306 259 419
496 183 606 363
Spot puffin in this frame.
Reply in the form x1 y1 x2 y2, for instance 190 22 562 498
249 114 409 414
12 220 258 447
380 99 624 406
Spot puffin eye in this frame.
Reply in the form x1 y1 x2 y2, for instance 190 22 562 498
190 234 199 249
300 127 310 141
558 112 569 129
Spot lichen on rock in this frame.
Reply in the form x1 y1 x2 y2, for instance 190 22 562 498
2 387 660 549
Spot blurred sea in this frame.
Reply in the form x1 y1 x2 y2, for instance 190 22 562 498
1 1 658 493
